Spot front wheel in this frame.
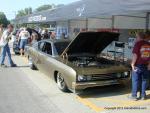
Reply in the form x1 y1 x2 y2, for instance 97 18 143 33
57 72 68 92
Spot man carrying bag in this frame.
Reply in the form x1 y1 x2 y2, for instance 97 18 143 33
0 24 16 67
0 24 4 55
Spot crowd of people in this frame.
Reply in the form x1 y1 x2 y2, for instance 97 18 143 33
0 24 69 66
0 24 150 101
0 24 59 66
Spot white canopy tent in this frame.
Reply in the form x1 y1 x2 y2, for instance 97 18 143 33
14 0 150 30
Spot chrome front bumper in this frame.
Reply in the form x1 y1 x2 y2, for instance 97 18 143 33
72 78 129 90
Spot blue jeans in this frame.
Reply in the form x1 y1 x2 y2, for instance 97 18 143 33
20 39 28 50
0 44 13 66
132 65 149 97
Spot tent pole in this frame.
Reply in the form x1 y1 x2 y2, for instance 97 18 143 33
146 12 150 31
68 20 71 37
112 15 115 30
85 18 88 31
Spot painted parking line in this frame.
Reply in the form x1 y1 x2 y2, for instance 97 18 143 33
77 96 150 113
76 96 104 112
97 98 150 107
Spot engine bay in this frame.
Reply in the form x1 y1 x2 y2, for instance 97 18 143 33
68 55 116 67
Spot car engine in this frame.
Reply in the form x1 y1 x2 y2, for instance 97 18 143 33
69 56 115 67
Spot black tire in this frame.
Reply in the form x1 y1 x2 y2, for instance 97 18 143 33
14 52 17 55
29 56 37 70
30 63 37 70
14 52 20 55
56 72 68 92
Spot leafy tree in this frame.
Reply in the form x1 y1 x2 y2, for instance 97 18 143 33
16 10 25 17
25 7 32 15
35 4 54 12
0 12 9 27
16 7 32 18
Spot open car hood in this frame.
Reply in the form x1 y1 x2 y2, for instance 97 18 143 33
62 32 119 56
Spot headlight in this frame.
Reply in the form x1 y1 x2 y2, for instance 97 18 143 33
77 75 87 81
77 75 92 81
124 72 128 76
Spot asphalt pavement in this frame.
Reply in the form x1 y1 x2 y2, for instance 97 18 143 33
0 59 63 113
0 52 150 113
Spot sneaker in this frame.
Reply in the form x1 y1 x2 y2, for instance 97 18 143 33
139 96 147 100
0 64 7 68
10 64 17 67
128 95 138 101
138 93 147 100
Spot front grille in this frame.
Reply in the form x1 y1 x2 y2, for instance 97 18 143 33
91 73 123 81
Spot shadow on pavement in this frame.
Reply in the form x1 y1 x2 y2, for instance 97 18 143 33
146 93 150 99
78 84 131 98
8 65 30 68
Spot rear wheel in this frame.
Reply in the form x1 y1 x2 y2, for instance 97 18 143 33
57 72 68 92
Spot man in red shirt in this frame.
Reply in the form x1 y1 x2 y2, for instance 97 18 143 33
130 32 150 100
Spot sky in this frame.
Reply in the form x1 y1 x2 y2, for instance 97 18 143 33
0 0 80 20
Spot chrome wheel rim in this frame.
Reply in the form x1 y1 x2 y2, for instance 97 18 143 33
57 73 65 89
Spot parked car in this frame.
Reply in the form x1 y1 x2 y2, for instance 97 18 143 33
13 40 20 54
26 32 131 93
12 30 20 55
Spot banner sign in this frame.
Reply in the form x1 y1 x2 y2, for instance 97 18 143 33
28 15 46 22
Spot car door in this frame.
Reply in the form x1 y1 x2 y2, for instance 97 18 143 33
30 41 46 70
28 41 41 67
35 41 50 72
39 41 53 76
31 40 53 76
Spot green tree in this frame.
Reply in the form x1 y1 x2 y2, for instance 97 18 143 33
25 7 32 15
35 4 54 12
16 7 32 18
0 12 9 27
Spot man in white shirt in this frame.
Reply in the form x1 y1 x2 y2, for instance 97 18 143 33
19 28 30 56
0 24 4 55
0 24 16 67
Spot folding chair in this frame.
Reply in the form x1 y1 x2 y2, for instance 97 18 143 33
107 41 125 62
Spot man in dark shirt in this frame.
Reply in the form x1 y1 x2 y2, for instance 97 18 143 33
130 32 150 100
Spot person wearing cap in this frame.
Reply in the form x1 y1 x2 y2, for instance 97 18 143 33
0 24 16 67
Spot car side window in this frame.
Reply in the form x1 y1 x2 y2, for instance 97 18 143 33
42 42 52 55
38 42 45 51
32 42 38 49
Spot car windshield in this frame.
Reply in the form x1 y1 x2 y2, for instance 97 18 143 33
54 41 70 55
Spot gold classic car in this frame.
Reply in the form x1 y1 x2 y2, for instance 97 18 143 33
26 32 130 93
